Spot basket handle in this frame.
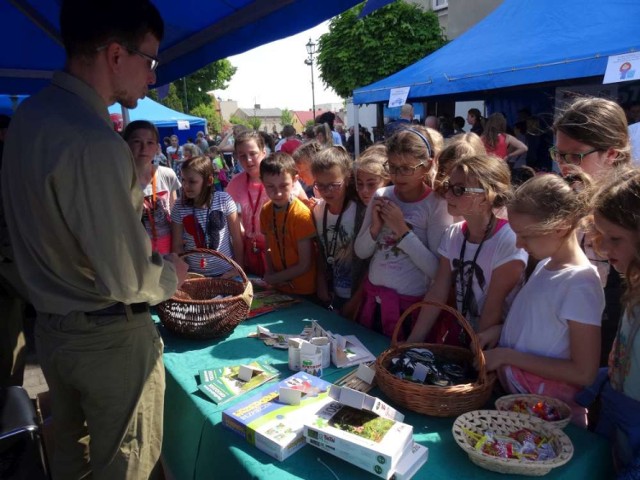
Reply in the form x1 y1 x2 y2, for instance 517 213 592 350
390 300 488 385
180 248 253 307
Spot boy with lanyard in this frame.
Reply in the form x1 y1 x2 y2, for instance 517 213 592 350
259 153 317 296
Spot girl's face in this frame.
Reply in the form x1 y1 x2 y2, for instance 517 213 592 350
387 153 429 199
509 211 566 260
314 165 348 209
443 169 487 217
181 169 206 200
183 149 194 160
554 130 615 180
467 113 476 126
235 140 266 180
356 170 386 205
317 132 327 144
170 137 178 147
127 128 158 168
295 157 314 186
593 212 638 274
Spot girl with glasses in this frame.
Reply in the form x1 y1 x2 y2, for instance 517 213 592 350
553 96 632 368
354 127 452 338
311 147 365 317
406 154 527 346
485 174 604 427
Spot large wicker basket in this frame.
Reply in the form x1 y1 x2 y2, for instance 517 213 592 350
156 249 253 339
375 301 496 417
452 410 574 476
495 394 572 429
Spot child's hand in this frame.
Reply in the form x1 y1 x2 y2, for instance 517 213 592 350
378 199 409 237
370 197 385 236
478 324 503 350
479 347 509 372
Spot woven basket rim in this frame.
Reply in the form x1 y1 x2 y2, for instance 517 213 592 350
452 409 574 472
494 394 572 428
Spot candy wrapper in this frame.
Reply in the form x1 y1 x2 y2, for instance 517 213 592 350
510 399 562 422
469 428 557 462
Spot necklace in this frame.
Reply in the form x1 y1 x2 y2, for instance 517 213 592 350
457 215 495 317
322 199 348 266
144 171 158 248
246 174 264 253
272 201 291 269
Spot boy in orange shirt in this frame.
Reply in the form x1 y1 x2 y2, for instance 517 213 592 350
259 153 317 295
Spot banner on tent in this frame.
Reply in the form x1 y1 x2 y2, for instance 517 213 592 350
177 120 190 130
603 52 640 85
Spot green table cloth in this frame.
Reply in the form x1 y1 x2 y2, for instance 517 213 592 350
159 301 613 479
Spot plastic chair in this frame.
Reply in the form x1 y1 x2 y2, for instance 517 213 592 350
0 386 49 479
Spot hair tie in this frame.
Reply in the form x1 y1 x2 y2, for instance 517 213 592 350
399 128 433 158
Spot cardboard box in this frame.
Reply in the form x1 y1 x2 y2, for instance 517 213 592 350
328 385 404 422
304 401 413 478
391 442 429 480
222 372 334 461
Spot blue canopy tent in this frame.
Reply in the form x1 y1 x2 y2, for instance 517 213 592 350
0 0 365 95
353 0 640 107
107 97 206 144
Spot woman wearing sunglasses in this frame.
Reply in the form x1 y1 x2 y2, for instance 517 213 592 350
552 96 632 366
406 154 527 347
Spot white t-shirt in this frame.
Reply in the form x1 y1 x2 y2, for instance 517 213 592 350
354 186 452 297
141 166 181 251
171 192 237 276
500 258 604 360
439 220 528 330
313 199 357 299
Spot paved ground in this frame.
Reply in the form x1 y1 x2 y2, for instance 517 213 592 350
23 352 48 400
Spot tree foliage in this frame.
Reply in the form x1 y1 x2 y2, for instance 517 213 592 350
280 108 294 125
191 103 222 134
229 114 250 128
247 117 262 130
316 1 446 98
153 60 236 113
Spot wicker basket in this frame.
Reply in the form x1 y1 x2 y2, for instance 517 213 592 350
452 410 574 476
375 301 496 417
156 249 253 339
495 394 572 429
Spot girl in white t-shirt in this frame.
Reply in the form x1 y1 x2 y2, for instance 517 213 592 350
485 174 604 427
354 126 452 338
591 169 640 472
171 156 243 277
407 154 527 345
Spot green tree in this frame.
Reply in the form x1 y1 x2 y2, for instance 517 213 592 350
280 109 294 126
191 103 222 134
229 114 250 128
166 59 236 113
247 117 262 130
316 1 446 98
305 119 315 129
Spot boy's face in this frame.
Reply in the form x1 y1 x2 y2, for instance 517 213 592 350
262 172 297 208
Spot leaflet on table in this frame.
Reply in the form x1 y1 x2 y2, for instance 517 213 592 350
198 361 279 404
303 400 414 478
247 290 300 319
222 372 334 461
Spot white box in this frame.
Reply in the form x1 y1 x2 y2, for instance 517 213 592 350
328 385 404 422
391 442 429 480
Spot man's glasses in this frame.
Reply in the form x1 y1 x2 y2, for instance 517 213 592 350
549 146 599 166
313 180 345 193
385 161 426 176
126 46 159 72
96 43 159 72
441 181 484 197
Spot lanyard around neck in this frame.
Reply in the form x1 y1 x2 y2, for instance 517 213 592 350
322 199 348 265
458 216 494 316
246 174 264 236
273 202 291 269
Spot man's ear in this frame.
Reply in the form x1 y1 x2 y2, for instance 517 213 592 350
105 42 126 72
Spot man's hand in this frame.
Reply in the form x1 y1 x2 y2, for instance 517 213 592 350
165 253 189 289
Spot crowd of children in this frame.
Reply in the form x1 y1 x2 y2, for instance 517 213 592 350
128 96 639 476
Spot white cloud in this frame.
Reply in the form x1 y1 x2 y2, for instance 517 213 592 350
212 22 344 112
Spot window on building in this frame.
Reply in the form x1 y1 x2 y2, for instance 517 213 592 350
432 0 448 10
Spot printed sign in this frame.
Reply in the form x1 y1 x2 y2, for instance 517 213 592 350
603 52 640 84
388 87 410 108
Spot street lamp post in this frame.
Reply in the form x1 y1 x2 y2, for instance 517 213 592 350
305 38 316 120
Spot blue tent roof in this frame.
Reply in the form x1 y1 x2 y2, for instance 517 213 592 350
353 0 640 104
107 97 205 128
0 0 363 95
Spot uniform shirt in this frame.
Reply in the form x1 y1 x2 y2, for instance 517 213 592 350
1 71 177 314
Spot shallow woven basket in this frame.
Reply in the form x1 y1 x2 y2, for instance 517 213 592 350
452 410 574 476
375 301 496 417
495 394 572 429
156 249 253 339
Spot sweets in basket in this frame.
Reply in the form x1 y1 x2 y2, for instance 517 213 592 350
156 249 253 339
495 394 572 429
451 410 574 476
375 301 496 417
